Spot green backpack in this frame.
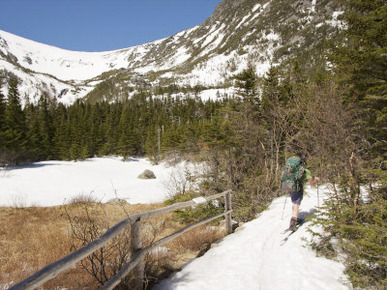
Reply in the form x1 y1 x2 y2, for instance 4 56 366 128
281 156 305 192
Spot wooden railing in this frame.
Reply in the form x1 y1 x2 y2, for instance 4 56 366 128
11 190 233 290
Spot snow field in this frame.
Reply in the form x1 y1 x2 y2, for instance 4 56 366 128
0 157 177 207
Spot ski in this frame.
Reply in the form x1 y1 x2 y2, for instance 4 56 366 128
280 219 305 246
281 219 305 233
281 228 293 235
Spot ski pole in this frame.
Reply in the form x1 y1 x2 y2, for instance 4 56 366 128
281 195 287 220
317 182 320 207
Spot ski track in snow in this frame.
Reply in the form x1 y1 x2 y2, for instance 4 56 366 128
154 187 350 290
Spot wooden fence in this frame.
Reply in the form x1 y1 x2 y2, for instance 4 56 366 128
11 190 233 290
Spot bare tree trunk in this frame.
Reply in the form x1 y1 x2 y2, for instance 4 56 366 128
349 151 361 207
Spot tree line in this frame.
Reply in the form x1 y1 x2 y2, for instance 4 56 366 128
0 78 232 165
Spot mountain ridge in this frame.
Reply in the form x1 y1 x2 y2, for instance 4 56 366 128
0 0 345 105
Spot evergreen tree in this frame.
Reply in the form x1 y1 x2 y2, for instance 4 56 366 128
68 101 86 160
86 103 104 157
307 1 387 287
234 66 258 99
24 103 40 160
3 76 27 164
37 95 54 159
0 81 7 164
117 103 141 158
333 0 386 158
52 103 71 160
0 82 5 132
99 102 122 156
335 0 386 97
260 66 301 175
144 125 159 162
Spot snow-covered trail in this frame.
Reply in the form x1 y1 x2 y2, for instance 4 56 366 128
154 187 351 290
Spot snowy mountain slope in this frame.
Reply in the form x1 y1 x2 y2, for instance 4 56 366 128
0 29 172 82
0 54 94 105
0 29 166 104
0 0 345 105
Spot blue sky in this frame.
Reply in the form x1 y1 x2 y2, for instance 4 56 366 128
0 0 222 52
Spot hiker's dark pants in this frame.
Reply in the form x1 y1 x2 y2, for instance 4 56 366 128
289 191 303 205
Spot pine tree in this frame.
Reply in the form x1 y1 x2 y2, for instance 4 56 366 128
260 66 298 175
68 101 86 160
86 103 104 157
37 95 54 159
0 83 5 132
3 76 27 164
117 103 139 158
52 103 71 160
234 66 258 100
24 103 40 160
99 102 122 156
333 0 386 158
0 81 7 164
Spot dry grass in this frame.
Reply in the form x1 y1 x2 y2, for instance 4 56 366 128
0 201 226 289
0 206 88 289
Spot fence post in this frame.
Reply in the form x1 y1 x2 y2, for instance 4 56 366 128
130 218 144 290
225 191 232 234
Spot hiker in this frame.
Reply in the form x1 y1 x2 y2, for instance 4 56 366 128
281 155 320 231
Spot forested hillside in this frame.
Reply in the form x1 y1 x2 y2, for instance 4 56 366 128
0 0 385 288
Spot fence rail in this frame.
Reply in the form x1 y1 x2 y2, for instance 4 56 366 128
11 190 233 290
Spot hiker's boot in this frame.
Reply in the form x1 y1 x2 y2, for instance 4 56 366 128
296 218 304 225
289 217 297 231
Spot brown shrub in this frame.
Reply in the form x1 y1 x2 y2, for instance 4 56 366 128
0 203 227 289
